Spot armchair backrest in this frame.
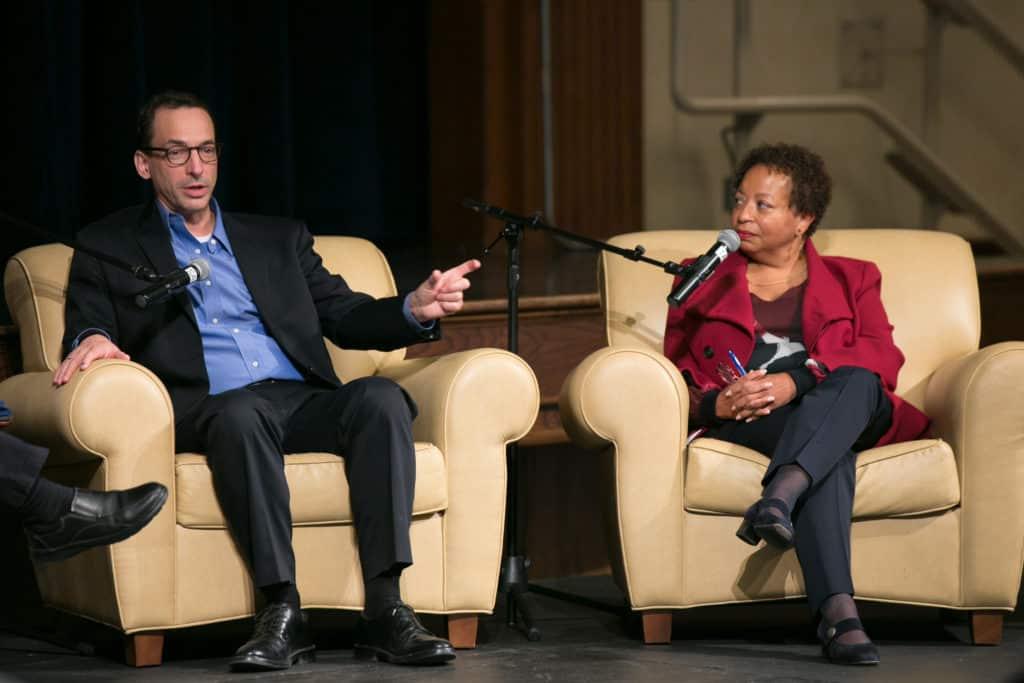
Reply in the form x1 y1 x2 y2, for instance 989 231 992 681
3 236 403 381
4 244 71 373
601 229 980 406
312 235 406 381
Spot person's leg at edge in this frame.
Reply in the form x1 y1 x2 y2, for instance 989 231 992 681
4 430 168 563
0 430 72 521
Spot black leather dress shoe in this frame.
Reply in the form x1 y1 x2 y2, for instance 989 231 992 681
817 617 880 665
24 482 168 563
229 602 315 672
353 603 456 665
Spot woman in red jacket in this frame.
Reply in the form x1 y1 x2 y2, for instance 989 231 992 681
663 143 930 666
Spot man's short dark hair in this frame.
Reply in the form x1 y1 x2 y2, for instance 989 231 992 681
137 91 214 149
732 143 832 236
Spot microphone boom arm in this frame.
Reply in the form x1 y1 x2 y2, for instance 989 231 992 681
463 198 690 276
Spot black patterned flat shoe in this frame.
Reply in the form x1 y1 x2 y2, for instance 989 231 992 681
817 617 880 666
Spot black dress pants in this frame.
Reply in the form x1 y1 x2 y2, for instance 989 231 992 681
176 377 418 590
709 366 893 614
0 431 49 513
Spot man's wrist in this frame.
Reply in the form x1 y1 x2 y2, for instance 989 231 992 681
72 328 111 349
402 293 437 330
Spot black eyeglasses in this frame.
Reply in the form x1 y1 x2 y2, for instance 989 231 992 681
141 143 222 166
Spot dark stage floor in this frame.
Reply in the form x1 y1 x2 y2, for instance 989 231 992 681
1 576 1023 682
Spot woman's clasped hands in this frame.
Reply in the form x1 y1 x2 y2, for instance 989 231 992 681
715 369 798 422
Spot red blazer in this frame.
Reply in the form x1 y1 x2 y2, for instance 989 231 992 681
663 238 930 446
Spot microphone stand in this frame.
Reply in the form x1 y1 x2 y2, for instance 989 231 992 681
1 209 161 282
463 199 692 640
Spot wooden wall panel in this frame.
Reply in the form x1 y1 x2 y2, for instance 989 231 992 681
429 0 642 301
550 0 644 239
429 0 548 301
429 0 487 257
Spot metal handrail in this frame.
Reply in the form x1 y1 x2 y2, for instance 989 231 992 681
929 0 1024 79
668 0 1024 257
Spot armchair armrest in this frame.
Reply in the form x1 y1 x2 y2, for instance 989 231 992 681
924 341 1024 609
0 359 177 630
0 360 176 484
558 346 690 607
378 349 539 612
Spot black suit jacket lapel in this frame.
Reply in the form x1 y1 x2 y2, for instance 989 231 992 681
221 213 275 324
134 204 198 329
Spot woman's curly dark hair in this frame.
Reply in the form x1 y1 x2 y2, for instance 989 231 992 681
732 143 832 236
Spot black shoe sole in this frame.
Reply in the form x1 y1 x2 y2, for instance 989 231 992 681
822 646 880 665
353 644 456 665
230 646 316 671
30 486 169 563
754 521 794 549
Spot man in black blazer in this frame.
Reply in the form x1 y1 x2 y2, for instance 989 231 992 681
54 91 479 672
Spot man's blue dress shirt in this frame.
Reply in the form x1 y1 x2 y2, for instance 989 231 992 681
160 200 306 394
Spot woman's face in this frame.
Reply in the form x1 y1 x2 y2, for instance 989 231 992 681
731 164 813 259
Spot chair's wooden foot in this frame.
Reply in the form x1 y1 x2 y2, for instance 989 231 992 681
125 633 164 667
641 611 672 644
447 614 478 649
969 610 1003 645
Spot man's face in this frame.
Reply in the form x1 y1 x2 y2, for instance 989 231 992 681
133 106 218 218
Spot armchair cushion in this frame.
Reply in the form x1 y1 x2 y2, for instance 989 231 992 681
176 443 448 528
685 437 960 519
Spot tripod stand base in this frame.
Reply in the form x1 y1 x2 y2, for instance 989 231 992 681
505 591 542 642
500 554 542 641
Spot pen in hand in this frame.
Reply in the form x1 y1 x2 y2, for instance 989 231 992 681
727 349 747 377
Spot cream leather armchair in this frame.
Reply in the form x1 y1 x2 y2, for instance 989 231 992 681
1 237 539 666
560 229 1024 645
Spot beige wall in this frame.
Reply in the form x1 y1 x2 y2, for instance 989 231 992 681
644 0 1024 245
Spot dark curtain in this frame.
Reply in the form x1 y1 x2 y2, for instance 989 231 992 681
0 0 431 323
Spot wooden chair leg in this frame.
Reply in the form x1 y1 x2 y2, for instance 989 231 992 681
447 614 479 649
125 632 165 667
641 611 672 644
969 611 1003 645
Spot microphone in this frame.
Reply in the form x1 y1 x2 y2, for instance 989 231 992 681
461 197 493 214
134 259 211 309
462 198 525 223
666 229 741 307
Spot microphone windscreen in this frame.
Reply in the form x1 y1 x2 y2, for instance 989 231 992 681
718 229 741 253
190 258 212 280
